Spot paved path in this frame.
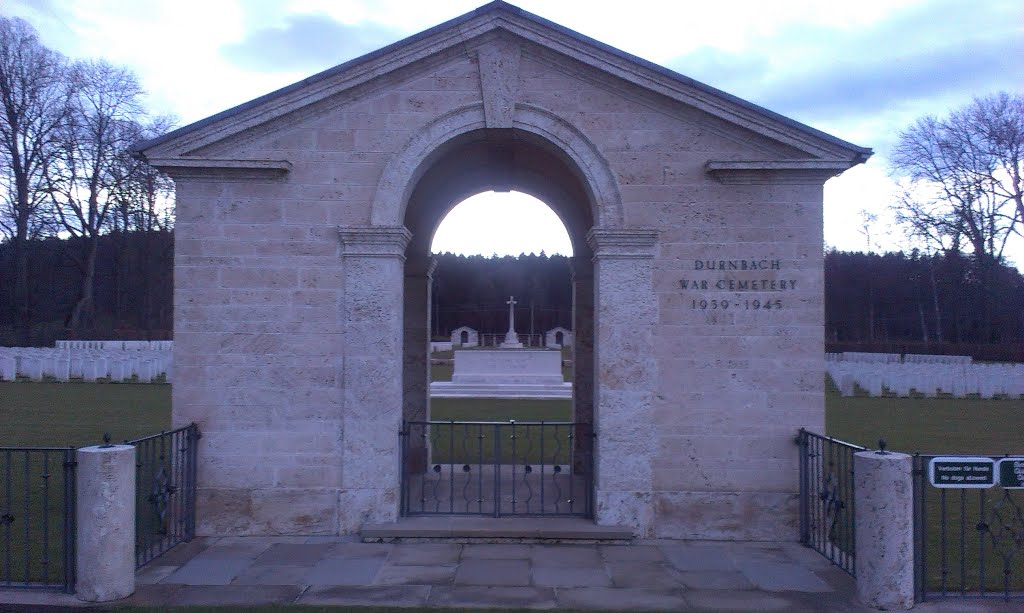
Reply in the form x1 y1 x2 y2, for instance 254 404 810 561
2 536 868 611
6 537 1021 610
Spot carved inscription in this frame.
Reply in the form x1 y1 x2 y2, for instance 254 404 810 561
680 259 796 310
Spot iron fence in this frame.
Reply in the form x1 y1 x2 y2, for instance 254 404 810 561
0 447 76 592
913 454 1024 602
400 420 593 517
796 428 865 577
128 424 199 568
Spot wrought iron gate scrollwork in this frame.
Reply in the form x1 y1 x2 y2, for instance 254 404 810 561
129 423 199 568
400 420 593 517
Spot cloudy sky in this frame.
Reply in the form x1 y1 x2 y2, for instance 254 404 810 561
8 0 1022 259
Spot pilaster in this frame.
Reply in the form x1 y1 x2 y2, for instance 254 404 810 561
336 225 411 532
587 228 659 535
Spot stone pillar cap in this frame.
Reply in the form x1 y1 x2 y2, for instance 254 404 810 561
79 444 134 453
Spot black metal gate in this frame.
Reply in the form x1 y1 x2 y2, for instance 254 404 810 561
0 447 76 592
129 423 200 568
796 428 864 577
400 420 593 517
913 454 1024 603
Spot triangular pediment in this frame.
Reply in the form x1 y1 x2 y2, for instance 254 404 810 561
136 1 870 168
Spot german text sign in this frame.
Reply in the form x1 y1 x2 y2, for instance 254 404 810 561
929 457 995 488
997 458 1024 489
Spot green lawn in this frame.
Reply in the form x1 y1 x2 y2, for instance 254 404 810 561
2 380 1020 454
0 381 171 448
826 394 1024 455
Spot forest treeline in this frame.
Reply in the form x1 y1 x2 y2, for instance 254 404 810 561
0 230 173 345
3 235 1024 360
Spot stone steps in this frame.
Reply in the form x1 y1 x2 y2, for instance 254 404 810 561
361 516 633 543
430 382 572 399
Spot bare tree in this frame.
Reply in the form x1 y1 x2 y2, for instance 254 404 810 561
892 92 1024 261
107 116 175 329
45 59 146 330
0 16 69 343
891 92 1024 340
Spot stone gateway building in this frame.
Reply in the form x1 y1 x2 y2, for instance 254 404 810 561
136 1 870 539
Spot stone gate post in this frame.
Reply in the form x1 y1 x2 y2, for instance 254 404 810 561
337 225 411 532
588 228 659 535
854 449 915 610
76 444 135 602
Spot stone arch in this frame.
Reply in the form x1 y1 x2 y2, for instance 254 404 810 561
371 103 623 229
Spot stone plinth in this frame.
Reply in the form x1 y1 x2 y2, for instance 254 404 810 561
854 450 914 610
452 350 563 385
431 349 571 399
76 444 136 602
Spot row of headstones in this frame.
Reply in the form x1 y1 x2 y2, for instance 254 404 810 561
55 340 173 351
0 346 172 383
449 326 573 349
827 361 1023 398
826 352 972 365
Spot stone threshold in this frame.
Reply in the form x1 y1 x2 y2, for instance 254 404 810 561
361 516 633 544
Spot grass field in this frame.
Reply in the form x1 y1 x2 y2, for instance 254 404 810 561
4 380 1020 454
826 394 1024 455
0 381 171 448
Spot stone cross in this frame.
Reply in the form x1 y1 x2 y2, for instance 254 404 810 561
506 296 517 333
502 296 522 347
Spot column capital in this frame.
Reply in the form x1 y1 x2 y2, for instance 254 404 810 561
586 228 658 260
337 225 411 258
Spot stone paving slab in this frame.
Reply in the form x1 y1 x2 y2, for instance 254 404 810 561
326 541 392 558
677 569 755 590
233 563 311 585
373 563 457 585
684 588 793 611
188 540 274 561
120 583 185 606
531 543 603 567
251 542 333 565
455 558 531 586
735 558 834 592
600 543 665 562
387 542 461 565
532 566 612 588
304 556 385 585
461 542 533 558
1 537 880 610
429 585 558 608
661 542 738 571
606 561 682 590
162 557 253 585
140 536 211 565
135 563 179 585
296 584 431 606
303 534 361 544
555 586 688 611
165 584 303 606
